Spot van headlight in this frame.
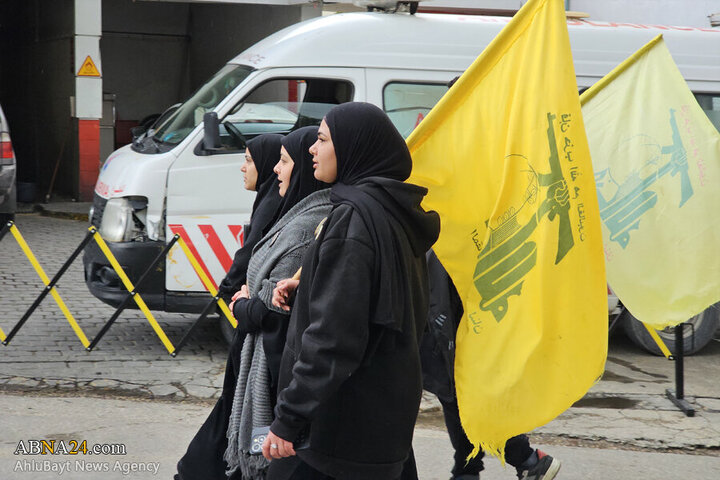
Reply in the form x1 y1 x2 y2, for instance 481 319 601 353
99 198 134 242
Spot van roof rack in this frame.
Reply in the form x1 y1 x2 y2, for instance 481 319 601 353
416 7 517 17
352 1 419 14
415 6 590 19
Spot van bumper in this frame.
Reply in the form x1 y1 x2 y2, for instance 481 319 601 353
82 240 210 313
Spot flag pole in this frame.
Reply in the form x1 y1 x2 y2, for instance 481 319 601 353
665 323 695 417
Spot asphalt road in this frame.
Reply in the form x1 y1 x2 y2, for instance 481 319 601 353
2 393 720 480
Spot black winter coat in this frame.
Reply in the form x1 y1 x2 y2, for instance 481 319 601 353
270 204 434 480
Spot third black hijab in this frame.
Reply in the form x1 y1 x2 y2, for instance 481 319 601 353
249 133 284 217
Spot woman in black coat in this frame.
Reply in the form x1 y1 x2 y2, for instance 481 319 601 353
263 102 440 480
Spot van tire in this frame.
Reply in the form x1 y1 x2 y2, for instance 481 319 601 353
623 304 719 356
219 315 236 345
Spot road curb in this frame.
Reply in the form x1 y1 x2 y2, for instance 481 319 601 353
34 204 89 222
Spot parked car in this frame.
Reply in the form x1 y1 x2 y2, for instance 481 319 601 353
0 104 16 224
608 286 719 355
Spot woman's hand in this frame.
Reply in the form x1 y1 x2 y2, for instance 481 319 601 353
227 286 249 317
262 430 296 460
272 279 300 311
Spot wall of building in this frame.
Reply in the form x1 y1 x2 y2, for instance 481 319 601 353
102 0 192 125
186 3 307 91
101 1 308 150
0 0 76 198
0 0 315 200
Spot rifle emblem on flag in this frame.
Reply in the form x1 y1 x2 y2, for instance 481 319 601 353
595 108 693 249
473 113 576 322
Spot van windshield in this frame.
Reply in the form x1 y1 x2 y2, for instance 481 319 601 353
152 64 253 146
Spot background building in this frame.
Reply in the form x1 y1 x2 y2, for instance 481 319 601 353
0 0 718 202
0 0 319 202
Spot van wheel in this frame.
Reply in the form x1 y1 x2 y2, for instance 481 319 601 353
623 304 719 356
219 315 236 345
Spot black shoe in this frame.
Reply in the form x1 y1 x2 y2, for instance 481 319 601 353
516 450 560 480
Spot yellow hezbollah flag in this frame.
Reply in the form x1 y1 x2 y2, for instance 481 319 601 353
407 0 607 458
581 36 720 329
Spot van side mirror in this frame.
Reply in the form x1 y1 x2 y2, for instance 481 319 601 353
203 112 222 151
130 125 147 144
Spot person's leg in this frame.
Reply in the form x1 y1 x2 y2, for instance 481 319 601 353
176 331 245 480
175 387 232 479
504 434 534 468
507 434 561 480
438 397 484 478
399 448 418 480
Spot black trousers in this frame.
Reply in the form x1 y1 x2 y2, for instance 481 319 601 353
438 397 533 477
175 331 245 480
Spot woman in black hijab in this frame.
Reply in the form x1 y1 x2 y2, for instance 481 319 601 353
265 103 440 480
176 127 331 480
217 133 284 300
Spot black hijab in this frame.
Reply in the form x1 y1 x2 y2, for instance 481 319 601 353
327 103 412 184
325 102 439 332
274 125 327 222
249 133 284 217
217 134 283 298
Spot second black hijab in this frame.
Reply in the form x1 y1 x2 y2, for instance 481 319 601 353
274 125 327 223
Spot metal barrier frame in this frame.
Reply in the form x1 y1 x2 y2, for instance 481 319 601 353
0 221 236 356
1 221 91 347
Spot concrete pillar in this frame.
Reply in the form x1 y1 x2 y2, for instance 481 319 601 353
75 0 102 201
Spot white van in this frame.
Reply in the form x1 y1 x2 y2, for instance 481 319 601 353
84 10 720 345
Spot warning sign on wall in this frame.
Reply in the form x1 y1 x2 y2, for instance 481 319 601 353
77 56 100 77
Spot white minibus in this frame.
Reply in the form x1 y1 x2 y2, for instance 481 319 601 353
84 10 720 346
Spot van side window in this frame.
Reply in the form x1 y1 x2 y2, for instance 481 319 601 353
383 82 448 138
695 93 720 133
219 78 354 150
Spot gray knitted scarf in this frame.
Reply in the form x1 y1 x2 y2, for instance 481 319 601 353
223 189 332 479
224 333 273 479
